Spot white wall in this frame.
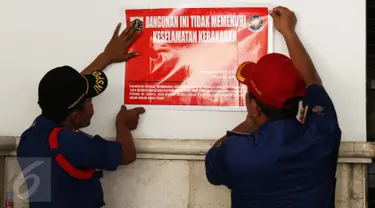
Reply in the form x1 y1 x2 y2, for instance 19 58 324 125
0 0 366 141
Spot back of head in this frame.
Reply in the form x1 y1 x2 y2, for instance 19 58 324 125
248 92 300 120
236 53 306 120
38 66 86 123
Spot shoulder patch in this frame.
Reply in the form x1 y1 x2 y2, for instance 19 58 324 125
312 105 324 115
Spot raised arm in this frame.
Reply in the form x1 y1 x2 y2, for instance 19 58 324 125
81 21 140 74
271 6 340 125
115 105 145 165
270 7 321 86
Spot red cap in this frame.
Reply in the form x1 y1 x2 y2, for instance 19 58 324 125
236 53 306 109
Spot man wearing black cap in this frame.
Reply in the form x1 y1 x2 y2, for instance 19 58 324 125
205 6 341 208
17 21 145 208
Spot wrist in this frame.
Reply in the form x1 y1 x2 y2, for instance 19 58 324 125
116 123 130 132
100 51 113 66
282 31 298 40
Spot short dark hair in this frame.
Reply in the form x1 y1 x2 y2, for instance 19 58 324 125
248 92 299 120
40 100 85 124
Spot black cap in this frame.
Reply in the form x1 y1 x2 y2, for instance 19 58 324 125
38 66 108 112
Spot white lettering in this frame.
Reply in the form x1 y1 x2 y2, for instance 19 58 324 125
146 16 179 28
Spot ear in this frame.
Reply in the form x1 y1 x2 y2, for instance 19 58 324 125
67 111 79 124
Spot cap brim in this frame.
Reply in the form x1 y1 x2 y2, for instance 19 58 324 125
236 61 255 85
83 70 108 99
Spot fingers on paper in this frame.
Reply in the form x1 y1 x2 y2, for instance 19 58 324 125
270 6 290 17
134 107 146 114
273 6 289 13
270 12 277 19
121 105 127 111
122 52 140 61
112 23 122 39
126 30 140 45
119 21 133 38
121 21 139 41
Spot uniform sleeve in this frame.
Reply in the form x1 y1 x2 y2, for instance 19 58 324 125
59 130 122 171
205 141 229 186
303 84 340 132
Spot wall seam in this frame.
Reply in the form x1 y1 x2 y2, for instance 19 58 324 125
187 161 194 208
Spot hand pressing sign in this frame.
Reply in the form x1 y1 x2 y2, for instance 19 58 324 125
104 21 141 63
269 6 297 38
116 105 146 130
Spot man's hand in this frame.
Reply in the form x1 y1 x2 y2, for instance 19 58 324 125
115 105 143 165
270 6 321 86
80 21 141 74
104 21 141 64
116 105 146 130
270 6 297 38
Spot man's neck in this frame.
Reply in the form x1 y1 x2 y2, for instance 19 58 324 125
62 120 80 131
253 114 268 128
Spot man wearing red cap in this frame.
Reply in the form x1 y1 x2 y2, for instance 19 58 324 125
205 6 341 208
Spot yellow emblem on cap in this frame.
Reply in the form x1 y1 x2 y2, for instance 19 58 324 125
236 62 250 82
92 71 105 94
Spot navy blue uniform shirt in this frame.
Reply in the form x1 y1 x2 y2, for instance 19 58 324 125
205 84 341 208
17 116 122 208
